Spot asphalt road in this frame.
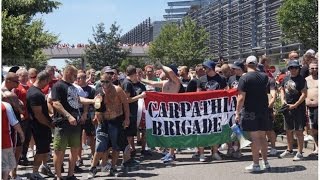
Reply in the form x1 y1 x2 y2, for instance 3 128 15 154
18 142 318 180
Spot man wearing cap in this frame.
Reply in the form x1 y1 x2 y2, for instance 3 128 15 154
198 60 227 161
235 55 272 172
228 60 245 89
279 60 307 161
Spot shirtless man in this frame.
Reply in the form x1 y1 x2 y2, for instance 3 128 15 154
88 72 130 178
141 62 183 163
2 72 25 179
305 61 318 154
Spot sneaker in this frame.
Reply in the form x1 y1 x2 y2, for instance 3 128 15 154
101 162 112 172
199 154 206 162
88 167 98 179
66 175 78 180
192 152 199 159
212 152 222 160
162 153 175 163
27 148 35 158
293 152 303 161
218 143 228 151
75 160 83 167
279 150 294 158
245 163 261 172
19 157 31 166
269 148 278 156
39 164 55 177
123 158 140 167
232 151 242 159
74 165 84 173
261 161 271 170
226 148 235 157
141 150 152 156
30 172 44 180
109 168 118 177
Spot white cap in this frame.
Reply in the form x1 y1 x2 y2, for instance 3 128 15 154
246 55 257 64
305 49 315 55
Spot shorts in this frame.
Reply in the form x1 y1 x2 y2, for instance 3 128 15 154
308 107 318 130
53 124 81 151
81 118 95 136
2 148 16 172
283 105 306 131
95 115 123 152
31 121 52 154
241 109 272 131
126 116 137 137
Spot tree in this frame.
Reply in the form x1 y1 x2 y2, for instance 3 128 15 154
149 17 209 67
85 22 130 71
2 0 61 69
277 0 318 49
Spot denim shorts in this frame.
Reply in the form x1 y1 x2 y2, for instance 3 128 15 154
95 115 123 152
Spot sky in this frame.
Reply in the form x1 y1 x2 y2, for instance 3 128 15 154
38 0 169 45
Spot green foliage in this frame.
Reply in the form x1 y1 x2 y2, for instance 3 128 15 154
2 0 60 69
277 0 318 49
274 95 285 135
149 17 209 67
85 22 130 71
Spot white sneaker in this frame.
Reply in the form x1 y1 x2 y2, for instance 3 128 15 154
27 148 34 158
218 143 228 151
199 154 206 162
212 153 222 160
293 152 303 161
261 161 271 170
279 150 294 158
245 163 261 172
269 148 278 156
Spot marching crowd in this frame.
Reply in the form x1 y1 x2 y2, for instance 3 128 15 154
1 49 318 180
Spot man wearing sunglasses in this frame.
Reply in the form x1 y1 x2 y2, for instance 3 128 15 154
305 61 318 155
280 60 307 161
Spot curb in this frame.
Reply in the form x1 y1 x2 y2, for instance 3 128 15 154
277 134 316 150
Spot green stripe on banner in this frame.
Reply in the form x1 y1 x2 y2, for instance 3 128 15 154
146 124 234 148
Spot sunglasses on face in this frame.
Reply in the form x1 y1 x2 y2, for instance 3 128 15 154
100 80 110 84
288 67 299 70
29 76 36 79
310 68 318 70
77 76 86 80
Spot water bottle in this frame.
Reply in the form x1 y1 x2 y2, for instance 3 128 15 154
94 94 102 109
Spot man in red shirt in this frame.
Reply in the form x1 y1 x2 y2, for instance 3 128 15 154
42 66 58 95
14 68 32 166
1 102 24 180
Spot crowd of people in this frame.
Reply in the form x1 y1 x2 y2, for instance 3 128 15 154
1 49 318 180
49 42 150 49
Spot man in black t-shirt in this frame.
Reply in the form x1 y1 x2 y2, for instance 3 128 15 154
51 66 96 180
74 71 96 170
191 60 227 162
121 65 146 158
199 60 227 91
27 71 55 179
236 55 271 172
279 60 307 161
178 66 191 91
228 60 245 89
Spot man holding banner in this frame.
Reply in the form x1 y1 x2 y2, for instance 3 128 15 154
235 55 272 172
141 62 184 163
